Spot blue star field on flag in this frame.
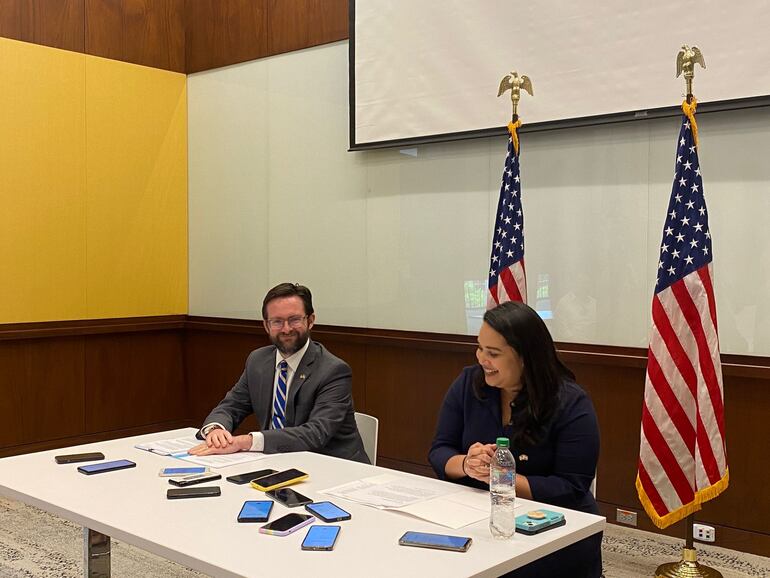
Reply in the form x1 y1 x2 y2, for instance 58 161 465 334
655 117 713 293
487 135 526 304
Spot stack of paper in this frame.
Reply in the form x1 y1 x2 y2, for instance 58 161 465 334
134 435 266 469
321 473 501 529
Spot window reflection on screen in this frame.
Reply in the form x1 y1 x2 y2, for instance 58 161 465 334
465 276 553 335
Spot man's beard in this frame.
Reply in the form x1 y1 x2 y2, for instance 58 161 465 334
271 329 309 356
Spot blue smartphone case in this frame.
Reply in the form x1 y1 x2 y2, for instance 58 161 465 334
515 510 566 535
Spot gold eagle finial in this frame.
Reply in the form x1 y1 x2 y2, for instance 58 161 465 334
676 45 706 101
498 71 533 121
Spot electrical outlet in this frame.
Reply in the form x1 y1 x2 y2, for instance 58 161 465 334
693 523 715 542
616 508 637 526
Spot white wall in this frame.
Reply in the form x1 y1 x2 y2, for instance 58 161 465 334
188 41 770 355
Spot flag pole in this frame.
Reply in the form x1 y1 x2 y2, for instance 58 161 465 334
653 45 722 578
486 70 532 308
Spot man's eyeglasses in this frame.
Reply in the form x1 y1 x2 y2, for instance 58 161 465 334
266 315 308 330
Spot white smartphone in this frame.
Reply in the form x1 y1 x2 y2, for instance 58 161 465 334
159 466 208 477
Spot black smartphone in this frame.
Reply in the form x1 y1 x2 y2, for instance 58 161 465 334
398 531 472 552
237 500 274 523
168 472 222 487
167 486 221 500
259 513 314 536
77 459 136 475
250 468 308 491
301 525 341 551
267 488 312 508
304 501 351 522
55 452 105 464
226 468 277 485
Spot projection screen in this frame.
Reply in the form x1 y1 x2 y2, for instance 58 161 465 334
351 0 770 150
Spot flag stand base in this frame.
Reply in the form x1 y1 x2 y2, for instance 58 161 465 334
655 548 723 578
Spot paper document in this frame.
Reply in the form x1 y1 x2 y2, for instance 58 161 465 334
321 474 506 528
135 435 267 469
135 436 199 456
322 474 453 508
178 452 266 469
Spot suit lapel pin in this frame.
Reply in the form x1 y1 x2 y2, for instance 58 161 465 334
518 454 528 461
299 374 306 380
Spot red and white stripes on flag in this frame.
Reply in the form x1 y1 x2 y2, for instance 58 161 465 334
636 100 728 529
487 121 527 308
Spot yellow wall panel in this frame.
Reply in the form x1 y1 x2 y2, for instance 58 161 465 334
0 39 87 323
85 57 188 318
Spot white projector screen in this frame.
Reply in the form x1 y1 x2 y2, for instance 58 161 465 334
351 0 770 149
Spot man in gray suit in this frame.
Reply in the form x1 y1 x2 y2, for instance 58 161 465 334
189 283 369 463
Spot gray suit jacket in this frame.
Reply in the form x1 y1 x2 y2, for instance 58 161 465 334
200 340 369 463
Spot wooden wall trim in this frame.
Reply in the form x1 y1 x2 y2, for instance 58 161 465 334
0 315 186 341
186 316 770 377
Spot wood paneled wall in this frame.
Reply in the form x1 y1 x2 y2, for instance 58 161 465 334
0 0 349 73
0 0 186 71
0 317 191 457
184 0 348 73
2 316 768 555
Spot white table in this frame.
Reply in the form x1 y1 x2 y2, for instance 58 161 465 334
0 428 605 577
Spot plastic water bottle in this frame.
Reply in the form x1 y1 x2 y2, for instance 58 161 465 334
489 436 516 539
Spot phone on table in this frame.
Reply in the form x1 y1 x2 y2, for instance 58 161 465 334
250 468 308 491
304 501 351 522
515 510 566 535
77 459 136 475
301 525 341 551
226 468 277 485
55 452 105 464
259 513 315 536
159 466 208 477
169 472 222 487
398 531 472 552
237 500 274 523
167 486 221 500
267 488 312 508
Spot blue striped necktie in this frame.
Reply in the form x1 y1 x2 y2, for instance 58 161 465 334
272 360 288 430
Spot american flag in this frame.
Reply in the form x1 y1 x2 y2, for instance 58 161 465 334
637 103 729 529
487 130 526 307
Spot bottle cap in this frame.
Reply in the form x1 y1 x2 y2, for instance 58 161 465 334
496 437 510 448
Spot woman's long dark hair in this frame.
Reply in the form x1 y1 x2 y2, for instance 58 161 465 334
473 301 575 448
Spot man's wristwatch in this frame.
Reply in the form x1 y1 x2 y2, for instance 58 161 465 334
202 424 223 436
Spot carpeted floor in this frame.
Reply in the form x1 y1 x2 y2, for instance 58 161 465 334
0 497 767 577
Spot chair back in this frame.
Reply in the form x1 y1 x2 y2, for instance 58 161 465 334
354 412 379 465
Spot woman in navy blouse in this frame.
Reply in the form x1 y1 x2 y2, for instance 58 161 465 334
429 301 602 577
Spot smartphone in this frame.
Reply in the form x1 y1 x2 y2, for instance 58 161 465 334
250 468 308 492
237 500 274 523
226 468 277 485
258 513 315 536
159 466 208 477
266 488 312 508
304 501 351 522
168 472 222 487
55 452 105 464
167 486 221 500
301 525 341 551
77 459 136 475
398 531 472 552
515 510 566 535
